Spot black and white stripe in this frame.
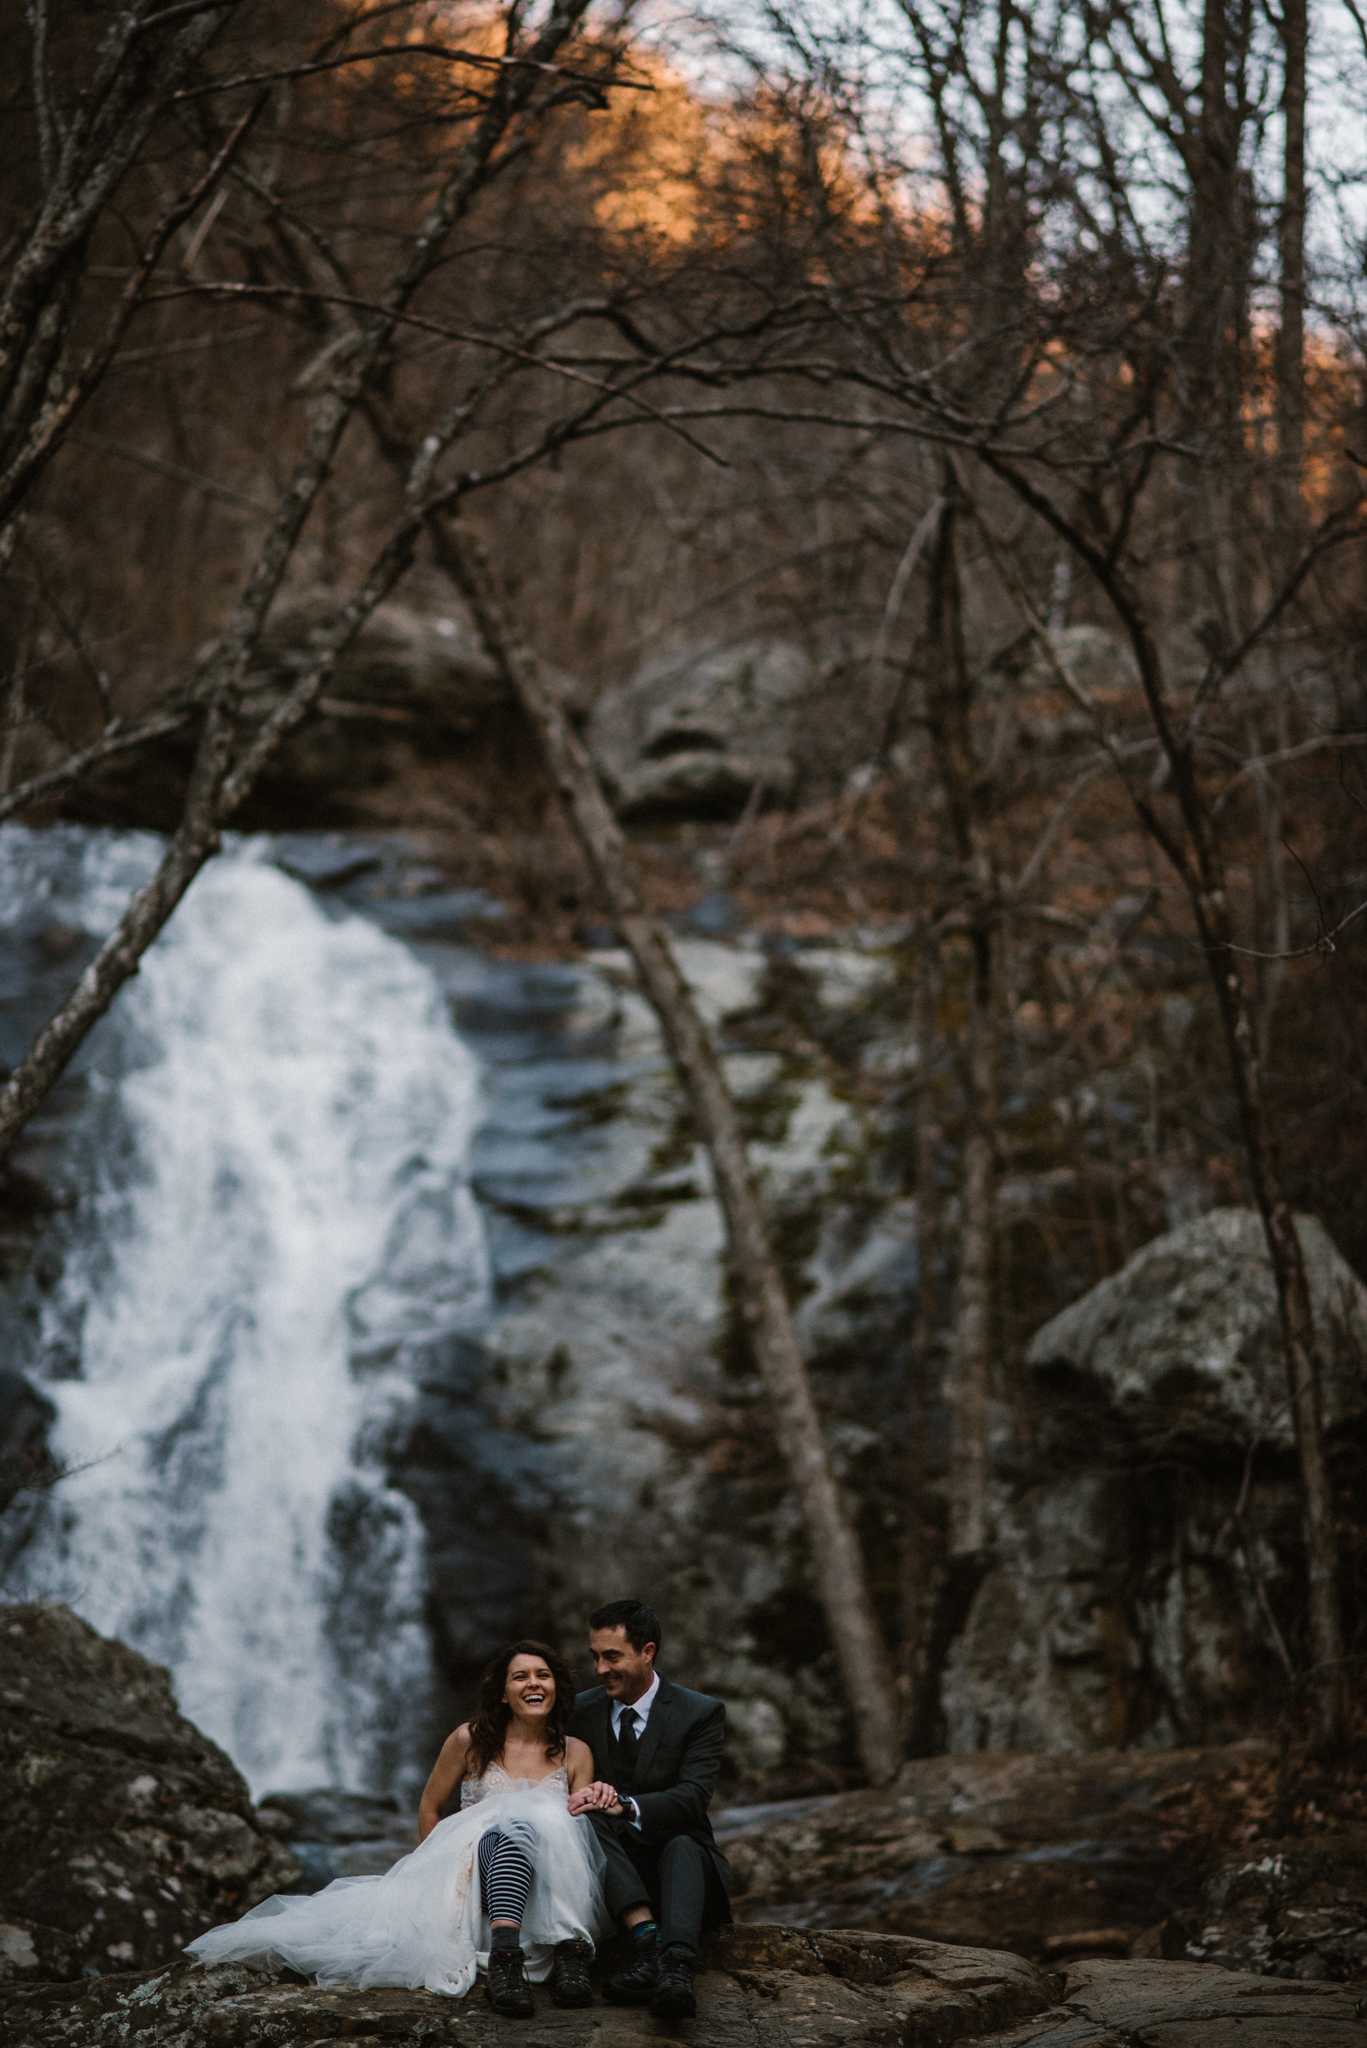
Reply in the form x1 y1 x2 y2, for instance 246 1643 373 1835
478 1827 535 1927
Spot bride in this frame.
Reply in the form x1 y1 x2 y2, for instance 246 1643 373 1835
186 1639 611 2015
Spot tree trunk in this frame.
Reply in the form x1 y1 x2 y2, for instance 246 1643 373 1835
901 941 940 1720
922 491 998 1561
1276 0 1308 489
434 515 903 1786
951 923 998 1557
1187 0 1245 430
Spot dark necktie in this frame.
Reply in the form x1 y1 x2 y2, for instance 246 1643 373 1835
616 1705 640 1776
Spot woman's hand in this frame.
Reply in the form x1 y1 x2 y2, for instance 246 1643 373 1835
567 1779 624 1818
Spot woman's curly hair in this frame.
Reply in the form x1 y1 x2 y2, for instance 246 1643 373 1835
466 1639 575 1777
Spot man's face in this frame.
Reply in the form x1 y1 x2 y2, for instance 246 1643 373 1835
590 1624 656 1702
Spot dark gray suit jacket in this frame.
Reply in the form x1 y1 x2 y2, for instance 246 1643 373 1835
571 1676 731 1905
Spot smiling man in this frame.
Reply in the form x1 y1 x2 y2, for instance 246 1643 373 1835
567 1599 731 2021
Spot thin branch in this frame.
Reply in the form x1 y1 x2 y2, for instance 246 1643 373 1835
145 282 735 465
0 707 195 827
1220 898 1367 961
0 94 269 537
68 431 275 516
866 495 944 696
1214 731 1367 815
962 489 1196 889
24 0 61 191
173 44 649 100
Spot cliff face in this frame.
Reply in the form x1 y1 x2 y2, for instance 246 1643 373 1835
383 910 1367 1769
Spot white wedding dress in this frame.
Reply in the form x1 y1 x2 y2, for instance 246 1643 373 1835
185 1762 610 1997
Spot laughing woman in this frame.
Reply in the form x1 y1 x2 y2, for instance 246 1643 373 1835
187 1641 609 2015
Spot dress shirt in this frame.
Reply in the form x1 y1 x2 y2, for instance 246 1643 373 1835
610 1669 660 1828
610 1668 660 1741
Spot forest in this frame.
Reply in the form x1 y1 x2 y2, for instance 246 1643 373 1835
1 1 1367 2034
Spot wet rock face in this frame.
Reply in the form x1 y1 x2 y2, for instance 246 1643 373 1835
726 1743 1269 1961
941 1210 1367 1756
4 1932 1362 2048
0 1368 54 1515
402 934 890 1764
0 1604 299 1983
588 641 813 818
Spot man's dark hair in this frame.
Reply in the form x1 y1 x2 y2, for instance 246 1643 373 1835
589 1598 662 1655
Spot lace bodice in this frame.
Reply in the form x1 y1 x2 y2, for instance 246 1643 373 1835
460 1760 570 1808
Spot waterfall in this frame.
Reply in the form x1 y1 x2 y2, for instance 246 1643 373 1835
0 829 489 1800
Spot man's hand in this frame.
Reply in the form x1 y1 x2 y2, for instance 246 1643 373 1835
568 1781 624 1817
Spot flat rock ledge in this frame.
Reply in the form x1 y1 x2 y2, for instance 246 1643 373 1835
3 1926 1364 2048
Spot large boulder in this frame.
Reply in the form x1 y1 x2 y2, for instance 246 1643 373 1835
940 1211 1367 1755
249 597 504 724
1020 1208 1367 1445
588 640 813 818
248 594 587 728
61 595 584 832
0 1604 299 1983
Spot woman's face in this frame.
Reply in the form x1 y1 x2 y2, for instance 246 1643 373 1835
503 1655 556 1722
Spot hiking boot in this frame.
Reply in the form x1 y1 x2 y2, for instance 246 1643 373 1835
603 1930 659 2005
486 1941 534 2018
650 1943 697 2022
550 1937 594 2008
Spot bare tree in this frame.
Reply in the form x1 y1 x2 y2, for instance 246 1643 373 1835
685 0 1367 1749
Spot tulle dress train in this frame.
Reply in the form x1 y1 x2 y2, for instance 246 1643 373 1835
185 1763 609 1998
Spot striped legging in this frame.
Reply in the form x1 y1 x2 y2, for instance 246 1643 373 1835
478 1824 535 1927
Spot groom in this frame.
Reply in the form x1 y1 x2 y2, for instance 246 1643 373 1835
568 1598 731 2021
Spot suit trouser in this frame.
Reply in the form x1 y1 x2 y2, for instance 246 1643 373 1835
589 1817 711 1954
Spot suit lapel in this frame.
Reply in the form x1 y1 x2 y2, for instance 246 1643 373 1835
632 1674 673 1786
589 1691 615 1778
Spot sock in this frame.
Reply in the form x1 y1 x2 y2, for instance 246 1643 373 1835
490 1925 522 1951
631 1920 659 1944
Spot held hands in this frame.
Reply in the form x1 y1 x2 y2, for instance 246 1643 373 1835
568 1780 624 1818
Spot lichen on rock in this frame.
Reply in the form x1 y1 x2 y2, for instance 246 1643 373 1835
0 1604 300 1983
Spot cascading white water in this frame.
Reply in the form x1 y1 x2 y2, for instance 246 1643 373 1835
0 829 489 1798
